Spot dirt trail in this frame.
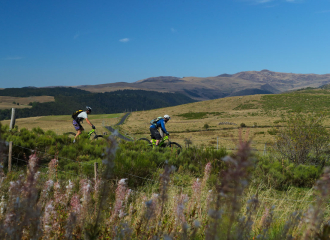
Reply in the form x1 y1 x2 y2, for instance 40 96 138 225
105 112 133 141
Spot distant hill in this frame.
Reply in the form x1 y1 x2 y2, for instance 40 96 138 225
228 88 273 97
0 89 195 120
0 87 89 97
73 70 330 101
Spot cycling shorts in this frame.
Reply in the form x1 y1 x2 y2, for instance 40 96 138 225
73 120 84 131
150 127 161 140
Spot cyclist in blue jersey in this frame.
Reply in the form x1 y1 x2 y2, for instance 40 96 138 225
150 115 171 146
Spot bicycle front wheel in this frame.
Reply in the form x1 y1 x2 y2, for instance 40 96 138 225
168 142 182 155
93 135 104 140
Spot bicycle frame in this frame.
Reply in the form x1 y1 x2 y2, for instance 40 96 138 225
88 129 103 140
88 129 96 138
150 135 169 147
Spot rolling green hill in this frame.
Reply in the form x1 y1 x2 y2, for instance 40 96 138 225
0 88 196 120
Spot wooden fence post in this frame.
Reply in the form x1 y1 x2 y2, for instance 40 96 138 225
94 162 98 181
8 141 12 172
9 108 16 130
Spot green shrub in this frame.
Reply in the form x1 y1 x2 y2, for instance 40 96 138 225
267 129 278 135
255 155 323 190
234 103 258 110
273 112 330 165
203 123 209 130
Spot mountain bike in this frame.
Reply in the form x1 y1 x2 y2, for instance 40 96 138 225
87 129 104 140
65 129 104 140
137 135 182 154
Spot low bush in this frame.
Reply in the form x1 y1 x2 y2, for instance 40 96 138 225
272 112 330 165
255 155 323 190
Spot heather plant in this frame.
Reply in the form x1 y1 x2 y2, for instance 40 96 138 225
0 153 43 239
272 112 330 165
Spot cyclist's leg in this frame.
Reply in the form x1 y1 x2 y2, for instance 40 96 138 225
150 128 161 146
73 120 84 142
157 128 165 146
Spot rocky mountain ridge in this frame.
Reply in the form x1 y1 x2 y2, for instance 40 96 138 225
74 70 330 101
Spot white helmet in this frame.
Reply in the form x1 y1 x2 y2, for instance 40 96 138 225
164 114 171 120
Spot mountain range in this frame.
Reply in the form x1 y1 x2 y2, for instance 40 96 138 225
74 70 330 101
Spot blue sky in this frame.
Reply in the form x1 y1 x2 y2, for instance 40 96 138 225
1 0 330 88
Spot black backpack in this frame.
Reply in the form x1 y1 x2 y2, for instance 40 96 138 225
72 110 83 120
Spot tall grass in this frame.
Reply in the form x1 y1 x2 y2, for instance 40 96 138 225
1 126 330 239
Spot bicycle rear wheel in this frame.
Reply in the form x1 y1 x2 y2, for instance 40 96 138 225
64 132 76 136
168 142 182 155
137 138 152 147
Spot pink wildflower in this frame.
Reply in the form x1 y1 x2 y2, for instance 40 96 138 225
125 189 132 202
28 153 38 172
80 179 92 204
111 178 128 221
175 193 189 225
259 207 271 229
94 178 101 194
70 194 82 215
48 159 58 179
54 181 64 204
34 171 40 181
43 200 54 234
42 180 54 198
8 180 23 200
0 195 6 215
202 162 212 186
145 193 159 220
192 178 201 196
4 212 15 228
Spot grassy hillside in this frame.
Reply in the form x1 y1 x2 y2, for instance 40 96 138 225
2 88 330 238
0 89 196 120
120 88 330 151
3 88 330 151
0 96 55 110
1 113 122 135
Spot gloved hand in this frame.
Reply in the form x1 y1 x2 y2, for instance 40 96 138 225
92 125 96 129
166 132 170 136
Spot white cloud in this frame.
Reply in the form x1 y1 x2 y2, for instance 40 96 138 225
119 38 130 43
2 56 24 60
240 0 302 4
257 0 273 3
241 0 274 4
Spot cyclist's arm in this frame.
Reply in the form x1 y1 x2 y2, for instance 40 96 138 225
160 120 168 134
85 118 94 127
